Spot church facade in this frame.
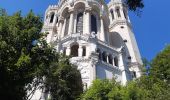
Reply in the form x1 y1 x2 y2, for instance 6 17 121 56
31 0 142 99
43 0 142 87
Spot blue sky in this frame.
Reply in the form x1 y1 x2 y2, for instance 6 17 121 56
0 0 170 61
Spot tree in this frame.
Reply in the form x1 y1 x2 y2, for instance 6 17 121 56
81 79 146 100
150 45 170 84
126 0 144 11
0 10 83 100
0 10 45 100
45 55 83 100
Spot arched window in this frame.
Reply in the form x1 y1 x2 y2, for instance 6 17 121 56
108 54 113 65
114 57 119 67
70 44 79 57
82 46 86 56
76 13 83 33
56 17 58 23
116 8 121 18
123 9 127 19
110 9 114 20
91 14 97 34
97 49 102 60
64 16 70 36
50 13 55 23
102 52 107 62
132 71 137 78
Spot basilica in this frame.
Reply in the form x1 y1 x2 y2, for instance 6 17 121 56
31 0 142 99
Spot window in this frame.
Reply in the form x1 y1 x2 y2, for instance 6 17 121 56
108 55 113 65
110 9 114 20
102 52 107 62
116 8 121 18
50 13 55 23
91 14 97 34
56 17 58 23
114 57 118 67
76 13 83 33
64 16 70 36
123 9 127 19
70 44 79 57
97 49 102 60
132 71 137 78
82 46 86 56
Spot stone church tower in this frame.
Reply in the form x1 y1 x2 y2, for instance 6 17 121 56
30 0 142 99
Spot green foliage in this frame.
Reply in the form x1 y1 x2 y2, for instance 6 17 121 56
0 9 83 100
150 45 170 84
81 79 146 100
82 79 117 100
45 55 83 100
0 10 44 100
126 0 144 11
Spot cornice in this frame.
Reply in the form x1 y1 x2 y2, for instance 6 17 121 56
109 20 132 30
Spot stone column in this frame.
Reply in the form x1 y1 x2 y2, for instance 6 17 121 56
106 54 109 63
89 52 98 86
58 17 64 38
78 45 83 57
100 16 105 42
61 18 66 37
68 9 74 35
85 8 91 34
66 47 70 56
109 14 112 24
120 7 125 20
119 53 127 85
74 12 77 33
114 9 118 19
83 12 86 34
112 56 115 66
52 13 57 26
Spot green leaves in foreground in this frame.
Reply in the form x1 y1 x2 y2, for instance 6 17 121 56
0 10 83 100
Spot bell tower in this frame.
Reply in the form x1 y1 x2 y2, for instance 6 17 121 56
108 0 142 84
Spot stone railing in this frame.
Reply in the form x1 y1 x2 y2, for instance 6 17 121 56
97 39 119 52
99 60 122 73
59 33 90 43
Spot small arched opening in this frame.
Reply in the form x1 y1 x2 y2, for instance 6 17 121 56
123 9 127 19
82 46 86 56
116 7 121 18
50 13 55 23
91 14 97 34
114 57 119 67
110 9 114 20
102 51 107 62
97 49 102 60
108 54 113 65
70 43 79 57
56 17 58 24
